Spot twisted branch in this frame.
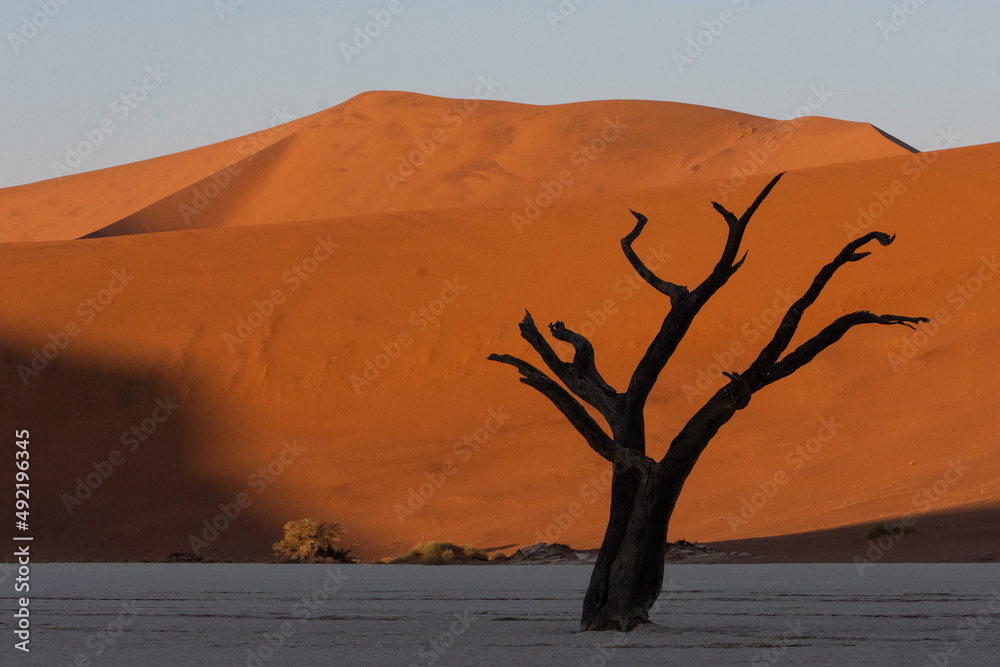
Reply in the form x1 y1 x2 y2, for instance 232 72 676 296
487 353 653 478
516 311 618 419
621 210 688 306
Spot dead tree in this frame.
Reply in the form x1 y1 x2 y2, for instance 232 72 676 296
489 173 927 631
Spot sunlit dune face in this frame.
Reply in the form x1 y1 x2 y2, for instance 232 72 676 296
0 94 996 562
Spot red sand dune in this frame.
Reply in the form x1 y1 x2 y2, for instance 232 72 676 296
1 93 997 563
0 112 316 243
2 92 911 242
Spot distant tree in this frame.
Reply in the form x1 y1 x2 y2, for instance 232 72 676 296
489 173 927 631
272 519 355 563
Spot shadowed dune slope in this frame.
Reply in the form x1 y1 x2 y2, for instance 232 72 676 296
1 137 998 562
1 92 913 242
709 504 1000 563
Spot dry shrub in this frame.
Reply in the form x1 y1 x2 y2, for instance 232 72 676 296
389 541 489 564
272 518 356 563
461 544 488 560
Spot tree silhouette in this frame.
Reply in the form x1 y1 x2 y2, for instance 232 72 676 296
489 173 928 631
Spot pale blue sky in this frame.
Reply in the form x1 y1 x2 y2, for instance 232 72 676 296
2 0 998 188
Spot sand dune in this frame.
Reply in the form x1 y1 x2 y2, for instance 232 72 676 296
2 92 911 242
0 94 997 563
710 504 1000 563
0 112 316 243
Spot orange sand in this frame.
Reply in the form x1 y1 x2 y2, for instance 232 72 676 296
1 93 996 562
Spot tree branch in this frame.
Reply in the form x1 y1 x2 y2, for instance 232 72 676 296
625 172 786 406
658 382 744 479
659 227 926 480
695 171 785 297
487 353 654 478
548 321 617 396
621 210 688 306
760 311 928 388
743 231 898 386
516 311 619 419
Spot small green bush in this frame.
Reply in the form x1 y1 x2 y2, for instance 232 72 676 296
272 519 356 563
864 520 917 541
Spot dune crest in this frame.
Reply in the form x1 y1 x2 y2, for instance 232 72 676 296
2 92 912 242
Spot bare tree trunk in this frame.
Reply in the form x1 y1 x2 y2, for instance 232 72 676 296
581 402 647 629
581 467 636 628
581 468 670 631
581 389 742 630
490 173 928 633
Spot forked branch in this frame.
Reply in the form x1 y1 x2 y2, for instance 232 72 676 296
760 311 928 388
625 172 786 405
696 171 785 297
548 321 617 396
486 352 653 478
662 228 927 477
516 311 618 419
744 231 906 385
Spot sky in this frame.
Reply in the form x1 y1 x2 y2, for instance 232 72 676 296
2 0 999 189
